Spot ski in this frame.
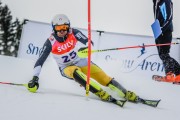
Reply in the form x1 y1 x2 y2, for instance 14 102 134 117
152 75 164 81
109 96 127 107
136 97 161 107
152 75 180 84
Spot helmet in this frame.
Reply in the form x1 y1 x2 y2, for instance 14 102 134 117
52 14 70 32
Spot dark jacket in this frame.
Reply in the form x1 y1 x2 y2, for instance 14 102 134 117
153 0 173 32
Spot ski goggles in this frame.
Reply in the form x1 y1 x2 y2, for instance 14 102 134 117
54 25 69 31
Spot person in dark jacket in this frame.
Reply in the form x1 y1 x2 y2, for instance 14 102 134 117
152 0 180 83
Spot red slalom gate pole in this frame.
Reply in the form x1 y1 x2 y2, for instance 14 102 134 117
86 0 91 96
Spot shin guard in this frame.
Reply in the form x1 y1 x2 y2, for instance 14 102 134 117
73 70 111 101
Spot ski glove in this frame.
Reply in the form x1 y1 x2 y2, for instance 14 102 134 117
27 76 39 93
78 47 88 52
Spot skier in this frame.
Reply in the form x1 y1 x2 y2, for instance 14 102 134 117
27 14 138 104
152 0 180 84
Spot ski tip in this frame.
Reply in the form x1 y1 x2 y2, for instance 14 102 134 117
138 97 161 108
121 100 127 107
115 100 127 107
109 97 126 107
156 99 161 107
152 75 158 80
152 99 161 108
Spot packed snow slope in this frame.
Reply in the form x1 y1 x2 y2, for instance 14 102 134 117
0 55 180 120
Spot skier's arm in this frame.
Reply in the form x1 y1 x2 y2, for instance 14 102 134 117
27 39 52 92
33 39 52 77
73 28 94 46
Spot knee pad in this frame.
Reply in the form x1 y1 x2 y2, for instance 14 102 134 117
73 70 101 93
63 66 81 78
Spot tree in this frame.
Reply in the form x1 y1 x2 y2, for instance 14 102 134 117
0 1 23 57
11 18 23 56
0 1 3 52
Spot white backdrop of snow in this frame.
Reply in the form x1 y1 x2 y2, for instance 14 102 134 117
0 55 180 120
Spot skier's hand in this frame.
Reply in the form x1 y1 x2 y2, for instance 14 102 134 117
78 47 88 52
27 76 39 93
78 47 89 58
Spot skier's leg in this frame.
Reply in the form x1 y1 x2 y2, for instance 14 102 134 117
107 79 126 97
80 64 112 86
107 79 138 102
73 70 111 101
156 31 180 76
80 64 138 102
63 66 110 101
63 66 81 78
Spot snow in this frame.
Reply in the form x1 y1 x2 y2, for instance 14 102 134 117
0 55 180 120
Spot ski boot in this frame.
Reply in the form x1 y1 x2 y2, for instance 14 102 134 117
125 91 138 102
153 72 180 85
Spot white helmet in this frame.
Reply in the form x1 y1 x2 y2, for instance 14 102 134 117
52 14 70 31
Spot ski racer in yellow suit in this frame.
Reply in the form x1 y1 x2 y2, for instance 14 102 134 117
27 14 138 103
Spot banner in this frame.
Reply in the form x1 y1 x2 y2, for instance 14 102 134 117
18 21 52 60
18 20 180 77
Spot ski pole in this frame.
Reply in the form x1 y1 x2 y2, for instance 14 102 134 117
0 81 39 93
77 42 180 58
0 81 28 88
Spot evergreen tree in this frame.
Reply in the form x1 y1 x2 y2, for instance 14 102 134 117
0 1 3 52
11 18 23 56
0 5 14 56
0 1 23 57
